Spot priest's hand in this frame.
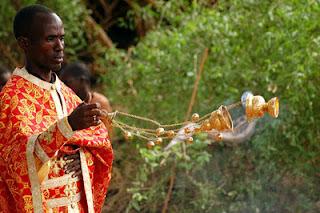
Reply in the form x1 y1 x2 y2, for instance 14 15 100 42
68 102 102 131
64 152 82 178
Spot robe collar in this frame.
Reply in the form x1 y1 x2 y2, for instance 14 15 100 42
13 67 62 91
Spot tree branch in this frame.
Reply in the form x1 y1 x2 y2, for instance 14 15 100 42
85 16 113 48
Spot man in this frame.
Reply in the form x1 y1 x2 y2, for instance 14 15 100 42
0 65 12 91
60 62 113 134
0 5 113 212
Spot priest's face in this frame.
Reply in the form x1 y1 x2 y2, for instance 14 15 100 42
27 13 65 72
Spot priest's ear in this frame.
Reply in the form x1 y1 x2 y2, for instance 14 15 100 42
17 36 30 51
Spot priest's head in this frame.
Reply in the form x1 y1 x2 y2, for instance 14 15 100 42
13 5 65 73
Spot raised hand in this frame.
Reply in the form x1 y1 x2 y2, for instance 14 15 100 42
68 102 102 131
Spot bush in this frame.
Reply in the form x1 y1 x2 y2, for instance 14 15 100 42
101 0 320 212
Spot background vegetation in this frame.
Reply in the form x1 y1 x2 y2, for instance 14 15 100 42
1 0 319 212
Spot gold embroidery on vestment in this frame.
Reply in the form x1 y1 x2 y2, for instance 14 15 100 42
46 193 81 208
41 174 80 189
26 134 43 213
80 149 95 213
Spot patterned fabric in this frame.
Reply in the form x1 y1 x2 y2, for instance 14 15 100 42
0 67 113 212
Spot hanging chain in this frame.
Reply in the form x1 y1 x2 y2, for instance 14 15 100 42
101 101 244 146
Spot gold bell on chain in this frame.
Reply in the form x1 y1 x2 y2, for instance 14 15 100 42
245 93 279 121
124 131 133 140
191 113 200 122
184 127 191 134
186 137 194 144
166 130 175 138
147 141 155 149
155 138 163 145
156 128 165 136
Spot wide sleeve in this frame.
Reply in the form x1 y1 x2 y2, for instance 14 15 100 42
0 89 76 212
0 95 75 173
0 112 74 166
33 116 74 162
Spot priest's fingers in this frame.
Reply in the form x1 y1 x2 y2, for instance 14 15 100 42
63 153 80 161
84 109 102 117
63 156 80 169
81 103 101 111
63 153 81 175
84 117 101 126
69 103 102 130
72 170 82 178
65 163 81 172
64 161 81 174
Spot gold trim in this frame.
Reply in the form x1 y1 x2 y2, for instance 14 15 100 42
26 134 44 213
13 67 61 91
57 117 74 139
37 160 51 184
46 192 81 208
80 149 94 213
55 82 68 116
51 89 64 119
41 174 80 189
35 140 50 163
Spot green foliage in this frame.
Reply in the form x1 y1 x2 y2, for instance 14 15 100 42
0 2 16 39
101 0 320 212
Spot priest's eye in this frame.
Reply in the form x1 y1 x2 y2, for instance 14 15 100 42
47 36 55 42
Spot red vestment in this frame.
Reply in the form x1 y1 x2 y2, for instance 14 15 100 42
0 67 113 212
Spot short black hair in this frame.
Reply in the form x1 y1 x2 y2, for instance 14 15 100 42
13 4 53 39
60 62 92 82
